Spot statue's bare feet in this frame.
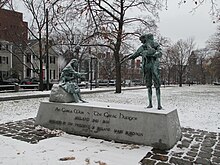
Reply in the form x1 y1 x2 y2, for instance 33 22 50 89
147 105 153 108
158 105 162 110
80 99 87 103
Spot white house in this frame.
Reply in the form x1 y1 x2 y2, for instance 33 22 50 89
0 40 12 79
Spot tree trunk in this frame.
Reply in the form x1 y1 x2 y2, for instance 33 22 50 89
115 53 121 93
179 72 183 87
168 67 171 85
39 36 44 91
114 4 123 93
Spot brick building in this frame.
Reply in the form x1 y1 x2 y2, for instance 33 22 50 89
0 8 28 43
0 8 28 80
0 8 28 79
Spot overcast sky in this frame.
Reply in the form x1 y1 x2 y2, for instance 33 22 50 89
158 1 220 49
14 1 219 49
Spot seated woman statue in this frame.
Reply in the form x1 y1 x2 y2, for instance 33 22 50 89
59 59 86 103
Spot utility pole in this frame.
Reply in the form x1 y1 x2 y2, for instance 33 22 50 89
75 45 81 84
46 8 49 90
90 57 93 90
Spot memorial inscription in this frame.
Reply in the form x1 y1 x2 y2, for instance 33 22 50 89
50 106 142 137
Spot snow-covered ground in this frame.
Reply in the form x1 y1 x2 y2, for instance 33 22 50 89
83 85 220 132
0 85 219 164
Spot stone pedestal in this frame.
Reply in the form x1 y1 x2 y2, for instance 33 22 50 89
35 101 182 150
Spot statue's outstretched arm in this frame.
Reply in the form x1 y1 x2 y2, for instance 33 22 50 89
129 45 144 60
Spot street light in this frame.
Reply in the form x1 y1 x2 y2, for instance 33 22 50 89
74 45 81 60
74 45 81 84
90 56 98 90
46 8 49 90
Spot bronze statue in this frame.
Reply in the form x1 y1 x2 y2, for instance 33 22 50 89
129 34 162 110
59 59 86 103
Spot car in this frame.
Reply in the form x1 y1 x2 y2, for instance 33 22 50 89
109 80 116 86
20 77 54 90
0 79 15 90
97 80 109 86
78 81 89 88
213 82 220 85
20 77 39 85
4 78 20 84
0 80 14 85
122 80 134 86
132 79 143 86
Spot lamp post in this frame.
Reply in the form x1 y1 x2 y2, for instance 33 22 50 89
90 57 93 90
90 56 98 90
46 8 49 90
74 45 81 60
74 45 81 83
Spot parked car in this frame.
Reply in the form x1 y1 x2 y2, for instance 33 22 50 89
213 82 220 85
0 79 15 90
4 78 20 84
109 80 116 86
97 80 109 86
20 77 39 85
0 80 14 85
20 77 53 90
78 81 89 88
122 80 134 86
132 79 143 86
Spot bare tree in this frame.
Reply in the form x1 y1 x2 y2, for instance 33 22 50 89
168 38 195 86
206 52 220 82
61 0 163 93
190 48 210 84
0 0 12 8
161 48 174 85
159 36 172 84
207 25 220 52
177 0 220 22
206 25 220 82
9 0 62 90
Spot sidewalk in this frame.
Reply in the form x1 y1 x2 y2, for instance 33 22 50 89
140 127 220 165
0 86 146 101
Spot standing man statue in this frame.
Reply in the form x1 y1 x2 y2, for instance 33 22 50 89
129 33 162 110
59 59 87 103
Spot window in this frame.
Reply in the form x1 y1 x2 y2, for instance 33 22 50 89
50 70 52 79
2 57 8 64
50 56 55 64
44 56 47 63
26 68 31 77
53 70 55 79
6 45 9 51
0 44 6 50
50 70 56 80
1 71 8 79
26 53 31 63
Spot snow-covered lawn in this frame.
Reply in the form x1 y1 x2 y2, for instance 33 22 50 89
0 85 219 164
83 85 220 132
